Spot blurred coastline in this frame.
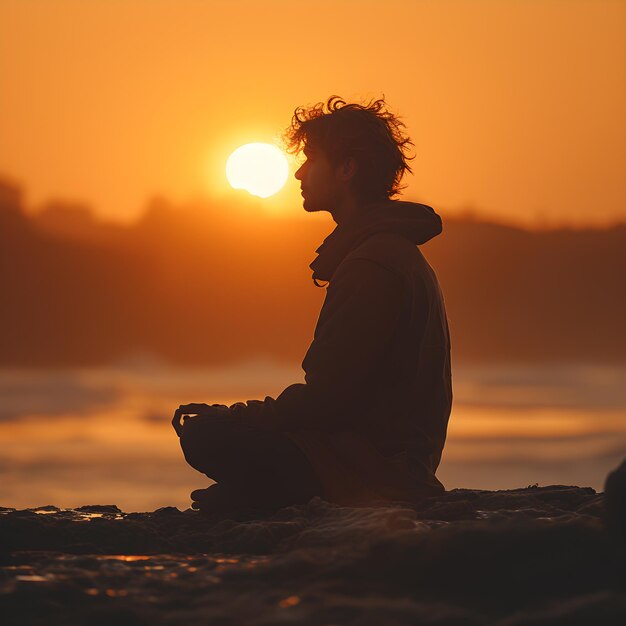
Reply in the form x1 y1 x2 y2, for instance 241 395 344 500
2 175 626 367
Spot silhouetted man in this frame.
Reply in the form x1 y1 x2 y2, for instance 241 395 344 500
173 96 452 513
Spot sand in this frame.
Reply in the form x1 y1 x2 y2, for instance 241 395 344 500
1 485 625 625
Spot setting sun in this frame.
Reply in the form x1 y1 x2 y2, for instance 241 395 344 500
226 143 289 198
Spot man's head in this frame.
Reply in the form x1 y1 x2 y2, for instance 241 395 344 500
284 96 414 215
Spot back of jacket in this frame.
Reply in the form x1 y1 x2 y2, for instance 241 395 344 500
230 200 452 504
341 232 452 494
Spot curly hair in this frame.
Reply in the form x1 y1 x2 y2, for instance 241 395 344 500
283 95 414 200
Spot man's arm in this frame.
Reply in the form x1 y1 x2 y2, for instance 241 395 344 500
229 257 405 431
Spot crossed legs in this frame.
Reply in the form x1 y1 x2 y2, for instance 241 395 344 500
180 414 322 511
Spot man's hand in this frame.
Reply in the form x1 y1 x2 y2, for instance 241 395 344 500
171 403 228 437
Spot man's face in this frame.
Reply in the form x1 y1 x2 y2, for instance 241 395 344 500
294 145 340 214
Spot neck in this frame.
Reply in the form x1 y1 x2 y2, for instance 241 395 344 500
330 193 361 225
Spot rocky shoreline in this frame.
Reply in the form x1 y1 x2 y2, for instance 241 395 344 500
1 485 625 625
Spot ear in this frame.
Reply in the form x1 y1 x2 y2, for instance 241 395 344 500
336 157 358 183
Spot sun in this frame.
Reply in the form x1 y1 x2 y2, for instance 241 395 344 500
226 143 289 198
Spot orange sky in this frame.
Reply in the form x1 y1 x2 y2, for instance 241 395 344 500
1 0 624 226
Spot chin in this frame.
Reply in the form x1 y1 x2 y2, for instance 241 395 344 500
302 199 318 213
302 197 328 213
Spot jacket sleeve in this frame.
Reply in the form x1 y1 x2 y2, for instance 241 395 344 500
229 257 405 431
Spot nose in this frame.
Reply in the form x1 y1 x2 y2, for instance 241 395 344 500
294 163 304 181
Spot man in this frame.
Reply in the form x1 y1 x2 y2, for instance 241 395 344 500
173 96 452 513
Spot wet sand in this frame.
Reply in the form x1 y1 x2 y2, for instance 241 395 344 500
1 486 625 625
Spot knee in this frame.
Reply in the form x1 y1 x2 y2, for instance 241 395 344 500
179 414 235 473
179 417 210 472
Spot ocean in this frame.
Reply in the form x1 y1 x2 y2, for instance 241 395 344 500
1 359 624 511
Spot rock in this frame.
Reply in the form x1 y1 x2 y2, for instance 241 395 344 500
151 506 183 517
604 458 626 545
74 505 122 514
0 486 622 626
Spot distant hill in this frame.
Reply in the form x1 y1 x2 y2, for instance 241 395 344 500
423 219 626 362
1 178 625 366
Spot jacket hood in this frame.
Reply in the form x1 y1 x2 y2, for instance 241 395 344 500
310 200 442 284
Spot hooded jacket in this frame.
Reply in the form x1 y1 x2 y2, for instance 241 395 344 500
230 200 452 505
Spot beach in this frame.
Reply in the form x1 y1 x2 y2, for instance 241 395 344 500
2 484 625 625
